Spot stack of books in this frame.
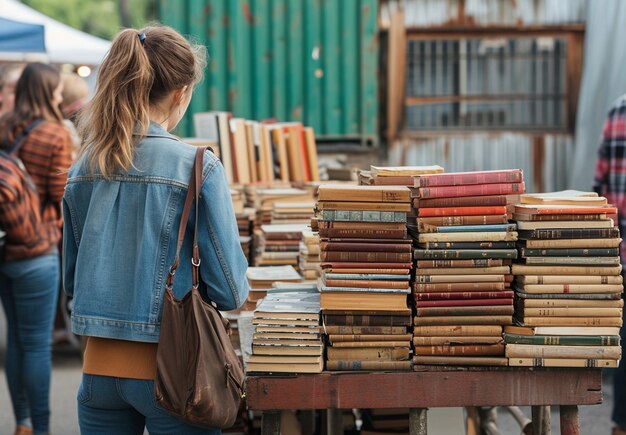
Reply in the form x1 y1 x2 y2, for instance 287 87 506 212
271 202 315 225
236 207 255 264
244 265 302 311
317 184 413 371
507 190 623 368
247 289 323 373
299 229 321 280
411 169 525 366
255 224 309 267
359 165 444 187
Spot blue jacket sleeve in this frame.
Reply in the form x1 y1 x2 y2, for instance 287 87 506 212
62 196 77 298
197 156 249 310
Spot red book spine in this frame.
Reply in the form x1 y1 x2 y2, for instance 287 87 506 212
322 242 412 252
418 206 507 217
419 182 525 199
413 344 505 356
415 259 509 268
319 228 407 239
321 261 413 269
415 298 514 307
416 170 523 187
320 251 412 263
414 291 515 300
413 283 510 292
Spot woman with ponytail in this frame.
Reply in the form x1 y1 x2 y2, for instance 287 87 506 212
63 26 249 434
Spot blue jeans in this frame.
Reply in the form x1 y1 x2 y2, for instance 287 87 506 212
77 374 221 434
0 253 59 434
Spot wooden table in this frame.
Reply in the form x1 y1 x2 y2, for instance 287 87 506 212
245 368 602 435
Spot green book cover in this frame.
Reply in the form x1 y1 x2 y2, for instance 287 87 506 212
520 248 620 257
317 209 407 223
504 333 620 346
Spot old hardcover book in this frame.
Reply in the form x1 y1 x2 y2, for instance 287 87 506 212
321 261 412 270
414 290 514 300
372 165 444 177
518 307 622 318
418 206 507 217
518 317 622 327
326 347 410 361
415 259 509 268
520 238 623 249
516 220 614 230
516 292 622 301
324 273 410 281
517 275 623 285
520 247 620 257
418 241 516 249
505 344 621 359
252 343 323 356
323 312 412 327
415 266 510 275
316 209 407 223
324 325 407 335
503 333 620 346
331 340 410 348
415 274 509 283
508 357 618 368
319 228 408 239
520 257 621 266
413 356 508 366
323 279 409 289
413 325 503 337
414 169 523 188
413 283 510 292
504 325 620 336
519 299 623 308
319 221 406 230
518 227 620 240
318 185 411 203
511 264 622 276
413 315 512 326
520 190 607 205
414 195 511 208
320 292 408 311
513 212 608 221
418 232 518 243
359 171 415 186
323 269 411 276
415 298 513 307
413 336 504 345
414 249 517 260
514 204 616 215
321 241 412 253
317 201 411 212
417 215 508 228
418 182 525 199
413 343 505 356
246 359 324 374
420 223 517 233
326 360 412 371
416 305 514 317
320 251 412 263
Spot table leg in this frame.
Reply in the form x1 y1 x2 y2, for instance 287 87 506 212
532 406 551 435
409 408 427 435
262 410 281 435
559 405 580 435
327 408 343 435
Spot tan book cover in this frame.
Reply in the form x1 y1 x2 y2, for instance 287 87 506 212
327 346 410 361
318 184 411 203
518 275 623 285
413 356 508 366
252 343 323 356
520 190 607 205
414 343 505 356
316 201 412 212
520 299 623 308
415 266 510 275
304 127 320 182
415 274 508 283
520 307 622 317
505 343 621 359
329 334 412 343
519 317 623 327
512 264 622 276
320 292 408 311
418 232 518 243
518 283 623 294
504 325 620 336
413 325 502 337
371 165 443 177
516 219 614 230
508 357 618 368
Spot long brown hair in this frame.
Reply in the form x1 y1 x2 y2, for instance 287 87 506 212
0 63 63 147
77 25 206 177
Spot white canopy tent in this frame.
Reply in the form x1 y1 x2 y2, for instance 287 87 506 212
0 0 110 65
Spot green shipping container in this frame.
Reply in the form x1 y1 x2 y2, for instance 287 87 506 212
158 0 378 143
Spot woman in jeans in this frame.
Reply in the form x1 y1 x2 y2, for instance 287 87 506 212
63 26 249 434
0 64 73 435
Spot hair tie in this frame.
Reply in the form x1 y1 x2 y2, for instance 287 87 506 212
138 33 146 44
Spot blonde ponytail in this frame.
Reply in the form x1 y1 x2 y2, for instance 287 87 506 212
77 25 206 177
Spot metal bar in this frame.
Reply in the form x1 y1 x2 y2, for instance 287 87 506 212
407 94 567 105
559 405 580 435
409 408 427 435
406 25 586 39
326 409 343 435
270 0 286 120
532 405 551 435
360 0 378 140
322 0 341 134
262 410 281 435
303 0 322 131
341 0 359 134
286 0 303 122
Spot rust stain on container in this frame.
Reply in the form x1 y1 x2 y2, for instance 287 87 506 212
242 3 254 25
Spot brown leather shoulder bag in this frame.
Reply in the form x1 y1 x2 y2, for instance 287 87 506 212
154 147 245 429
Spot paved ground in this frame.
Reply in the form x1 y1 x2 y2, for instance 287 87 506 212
0 347 617 434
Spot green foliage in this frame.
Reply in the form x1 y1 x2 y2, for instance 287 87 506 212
21 0 157 40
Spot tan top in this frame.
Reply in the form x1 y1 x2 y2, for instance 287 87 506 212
83 337 158 380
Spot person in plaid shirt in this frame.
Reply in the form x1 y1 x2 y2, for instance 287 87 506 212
594 95 626 435
0 63 72 435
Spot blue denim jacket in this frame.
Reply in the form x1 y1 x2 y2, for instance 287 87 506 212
62 122 249 342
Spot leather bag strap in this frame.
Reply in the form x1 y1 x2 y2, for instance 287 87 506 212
166 147 206 290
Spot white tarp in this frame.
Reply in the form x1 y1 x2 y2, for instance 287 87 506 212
570 1 626 190
0 0 110 65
